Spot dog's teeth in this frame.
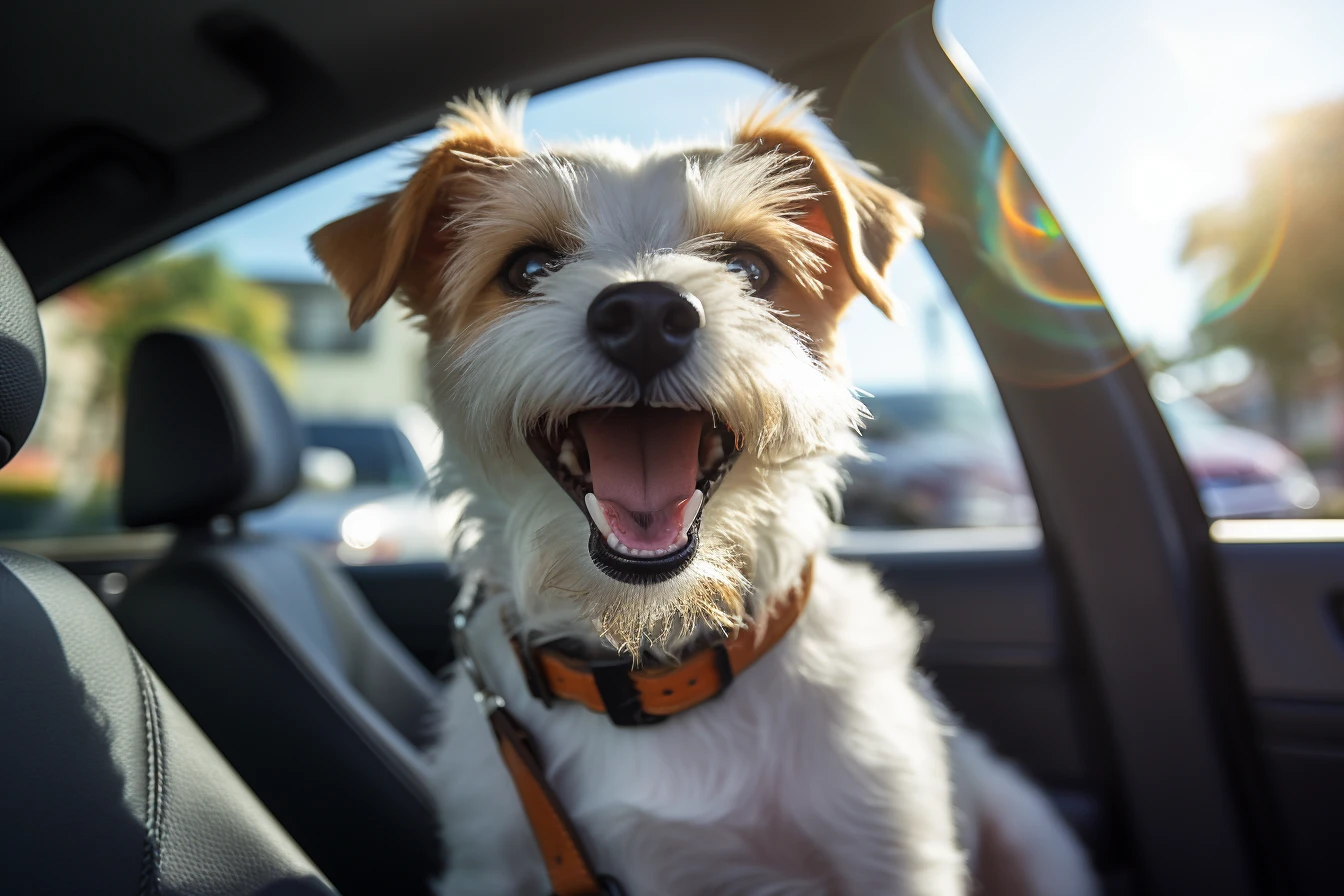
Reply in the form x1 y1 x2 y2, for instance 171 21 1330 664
559 439 582 477
680 490 704 540
585 493 612 538
592 493 698 560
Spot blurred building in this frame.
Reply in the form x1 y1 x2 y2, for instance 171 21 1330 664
264 280 430 418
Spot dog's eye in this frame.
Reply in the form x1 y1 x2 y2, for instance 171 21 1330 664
503 247 563 295
724 249 771 292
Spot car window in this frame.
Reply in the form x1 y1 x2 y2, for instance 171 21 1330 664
0 57 1038 558
840 248 1037 529
938 0 1344 521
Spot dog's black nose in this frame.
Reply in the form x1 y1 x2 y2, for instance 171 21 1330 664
587 281 704 382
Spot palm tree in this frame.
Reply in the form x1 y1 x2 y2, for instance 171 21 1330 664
1183 98 1344 440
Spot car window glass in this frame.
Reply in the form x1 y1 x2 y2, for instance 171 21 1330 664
0 58 1038 557
841 247 1036 529
938 0 1344 521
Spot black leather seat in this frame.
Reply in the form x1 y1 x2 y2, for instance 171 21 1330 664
0 241 336 896
114 330 444 896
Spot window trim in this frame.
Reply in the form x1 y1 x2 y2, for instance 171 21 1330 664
832 9 1282 893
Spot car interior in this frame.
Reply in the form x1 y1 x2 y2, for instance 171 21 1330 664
3 2 1342 895
0 242 337 896
114 330 443 894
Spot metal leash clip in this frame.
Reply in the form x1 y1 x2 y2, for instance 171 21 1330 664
450 571 505 715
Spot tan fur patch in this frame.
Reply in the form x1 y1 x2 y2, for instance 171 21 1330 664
733 90 923 324
763 205 856 362
308 93 527 331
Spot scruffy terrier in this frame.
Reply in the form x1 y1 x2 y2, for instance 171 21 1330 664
310 90 1097 896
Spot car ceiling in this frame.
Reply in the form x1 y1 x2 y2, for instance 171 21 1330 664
1 0 922 299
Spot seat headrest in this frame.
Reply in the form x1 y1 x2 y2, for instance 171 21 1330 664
0 241 46 468
121 331 301 528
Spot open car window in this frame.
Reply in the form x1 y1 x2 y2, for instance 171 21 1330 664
0 58 1039 558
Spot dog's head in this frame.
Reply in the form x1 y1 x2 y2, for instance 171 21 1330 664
310 90 920 651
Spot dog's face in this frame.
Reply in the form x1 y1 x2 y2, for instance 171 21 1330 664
310 91 921 651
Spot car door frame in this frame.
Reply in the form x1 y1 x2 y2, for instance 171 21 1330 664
799 9 1288 894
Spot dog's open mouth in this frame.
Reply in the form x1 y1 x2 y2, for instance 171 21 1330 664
527 406 740 584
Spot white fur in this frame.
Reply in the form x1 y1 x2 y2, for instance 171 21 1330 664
430 557 965 895
401 105 1097 895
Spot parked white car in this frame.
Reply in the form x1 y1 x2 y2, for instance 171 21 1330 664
244 412 451 564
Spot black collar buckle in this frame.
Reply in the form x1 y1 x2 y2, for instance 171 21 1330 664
589 658 667 727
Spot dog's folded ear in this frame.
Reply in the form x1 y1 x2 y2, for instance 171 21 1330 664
734 90 922 320
309 92 526 330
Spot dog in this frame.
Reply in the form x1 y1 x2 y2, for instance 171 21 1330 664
310 89 1098 896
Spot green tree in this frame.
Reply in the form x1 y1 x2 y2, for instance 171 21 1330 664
1183 99 1344 437
76 250 292 391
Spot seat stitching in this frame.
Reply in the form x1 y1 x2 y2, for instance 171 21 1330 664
129 648 165 896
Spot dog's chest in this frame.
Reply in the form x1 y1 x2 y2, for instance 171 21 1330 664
430 570 934 895
557 709 849 894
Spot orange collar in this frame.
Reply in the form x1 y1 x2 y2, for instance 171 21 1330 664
511 557 815 727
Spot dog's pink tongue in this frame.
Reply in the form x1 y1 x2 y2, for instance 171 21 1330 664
577 407 706 548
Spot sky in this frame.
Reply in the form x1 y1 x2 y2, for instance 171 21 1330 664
169 0 1344 391
936 0 1344 358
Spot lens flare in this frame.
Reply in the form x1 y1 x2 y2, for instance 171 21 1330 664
834 18 1136 389
1195 177 1291 325
977 132 1104 310
958 131 1136 387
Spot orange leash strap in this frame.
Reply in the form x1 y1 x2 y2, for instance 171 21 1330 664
487 705 615 896
453 575 619 896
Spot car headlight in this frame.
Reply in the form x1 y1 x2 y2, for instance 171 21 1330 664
340 503 390 550
1282 472 1320 511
